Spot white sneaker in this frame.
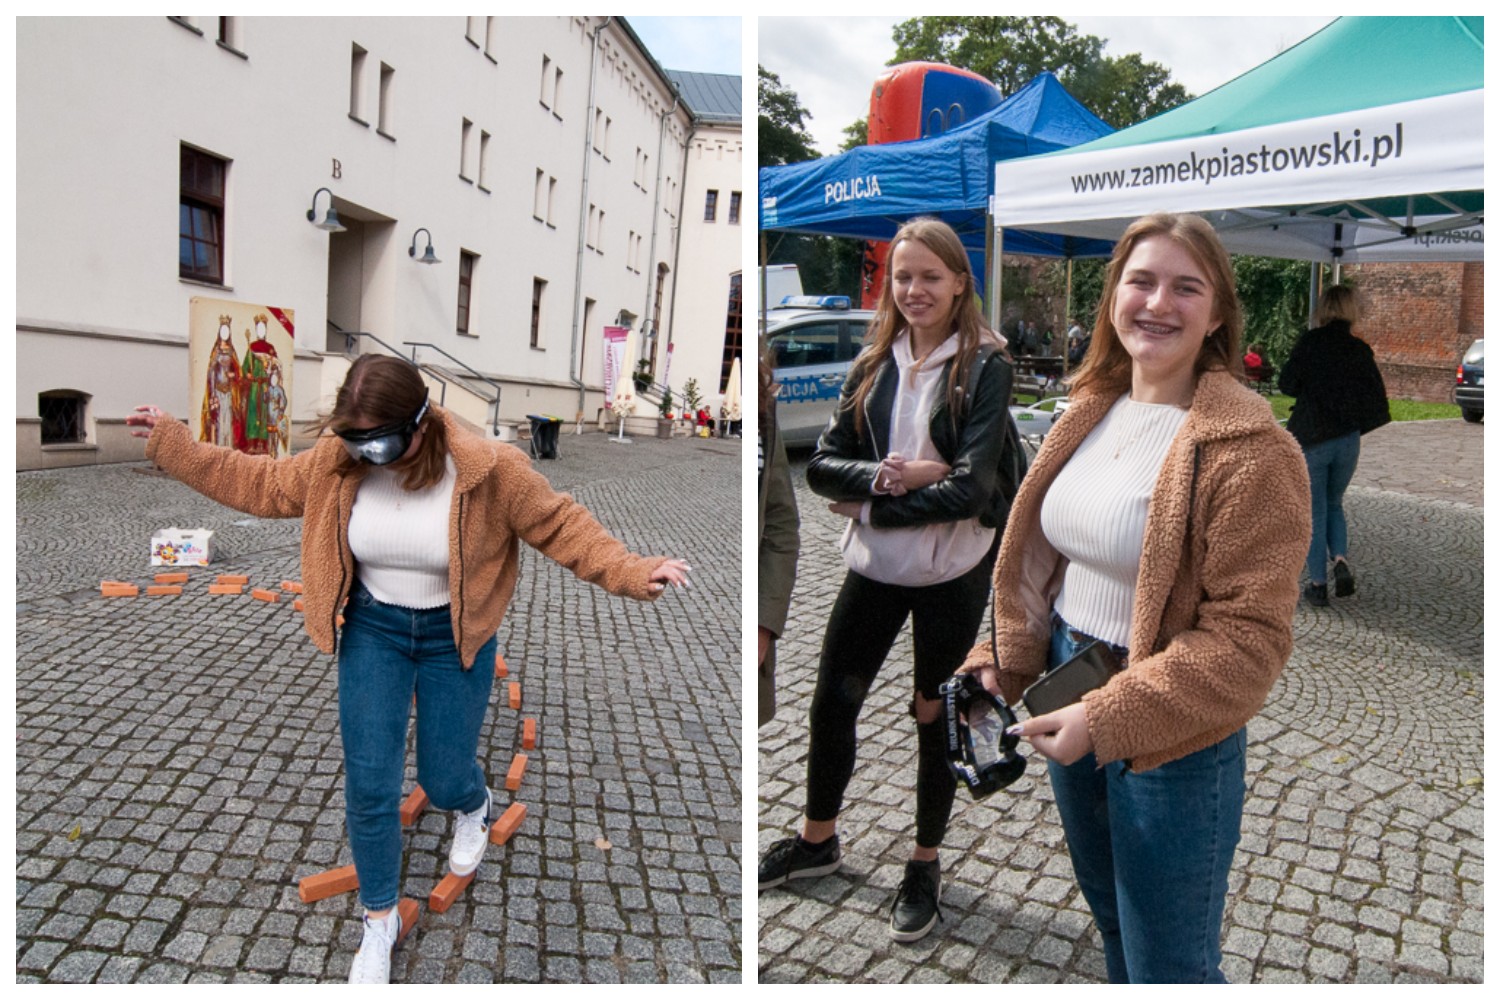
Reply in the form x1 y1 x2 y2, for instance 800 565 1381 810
449 788 492 876
347 908 401 984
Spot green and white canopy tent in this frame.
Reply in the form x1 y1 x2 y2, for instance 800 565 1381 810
992 16 1483 264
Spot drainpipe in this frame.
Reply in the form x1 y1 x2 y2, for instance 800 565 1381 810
640 92 681 373
568 16 611 421
664 118 699 383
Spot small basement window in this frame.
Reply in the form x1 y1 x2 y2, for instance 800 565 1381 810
39 390 89 444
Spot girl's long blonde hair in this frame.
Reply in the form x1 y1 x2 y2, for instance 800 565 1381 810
844 216 995 433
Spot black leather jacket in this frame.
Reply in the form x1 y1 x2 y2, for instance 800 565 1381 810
807 342 1024 530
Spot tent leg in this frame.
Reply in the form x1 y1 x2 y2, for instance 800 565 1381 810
988 220 1004 337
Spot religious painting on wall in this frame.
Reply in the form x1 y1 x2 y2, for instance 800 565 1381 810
188 297 296 457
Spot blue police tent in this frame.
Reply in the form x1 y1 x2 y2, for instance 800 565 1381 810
759 72 1118 261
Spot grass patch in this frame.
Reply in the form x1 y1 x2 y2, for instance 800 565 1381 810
1265 394 1460 423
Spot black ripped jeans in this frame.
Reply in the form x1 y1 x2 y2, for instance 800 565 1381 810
804 543 997 849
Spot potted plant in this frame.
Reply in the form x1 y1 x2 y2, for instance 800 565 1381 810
681 377 703 435
633 359 653 393
656 386 674 439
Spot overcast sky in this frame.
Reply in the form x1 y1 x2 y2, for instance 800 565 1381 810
759 16 1339 154
628 16 744 77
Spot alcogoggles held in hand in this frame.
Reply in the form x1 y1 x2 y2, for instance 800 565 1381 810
940 673 1027 800
336 393 429 466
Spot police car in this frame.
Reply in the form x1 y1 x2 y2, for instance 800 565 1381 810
765 295 874 446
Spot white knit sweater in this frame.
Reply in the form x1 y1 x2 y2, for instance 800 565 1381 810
1040 394 1188 647
347 456 458 609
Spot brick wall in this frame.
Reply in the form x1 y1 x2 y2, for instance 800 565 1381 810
1350 261 1483 403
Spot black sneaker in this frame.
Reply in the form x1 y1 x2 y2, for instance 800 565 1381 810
1303 581 1329 607
889 858 942 942
1333 560 1356 597
758 835 841 890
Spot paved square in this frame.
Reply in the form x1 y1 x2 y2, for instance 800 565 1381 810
758 419 1482 984
16 428 742 984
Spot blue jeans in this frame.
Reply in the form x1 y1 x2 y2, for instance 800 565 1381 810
338 581 496 911
1045 618 1245 983
1302 430 1360 583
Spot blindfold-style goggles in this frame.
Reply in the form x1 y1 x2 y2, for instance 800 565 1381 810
940 673 1027 800
336 394 429 466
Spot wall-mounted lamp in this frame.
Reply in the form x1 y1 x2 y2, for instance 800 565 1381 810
306 187 346 232
408 228 441 265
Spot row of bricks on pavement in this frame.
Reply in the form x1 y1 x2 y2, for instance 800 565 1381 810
96 570 540 948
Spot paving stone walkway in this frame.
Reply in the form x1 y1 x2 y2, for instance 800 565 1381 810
758 418 1482 983
16 428 743 984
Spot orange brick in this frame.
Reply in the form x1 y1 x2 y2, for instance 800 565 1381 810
216 574 250 585
494 652 508 679
146 585 183 596
400 785 429 826
505 754 529 792
251 588 280 603
208 583 243 595
489 803 527 846
508 683 521 710
298 863 359 903
522 717 537 750
427 871 474 914
101 584 139 597
280 580 303 593
153 572 189 584
293 598 305 612
395 898 419 943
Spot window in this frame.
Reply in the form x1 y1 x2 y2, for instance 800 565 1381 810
39 391 88 445
654 264 669 333
553 67 563 118
217 17 243 55
457 252 476 335
586 205 597 249
547 177 556 226
378 63 394 137
478 131 491 190
531 278 546 349
594 109 604 152
534 169 546 221
704 189 718 222
595 210 604 254
539 55 553 108
539 55 563 118
180 145 226 283
483 18 498 60
722 274 743 391
465 17 482 47
349 44 368 123
459 118 473 181
729 191 741 225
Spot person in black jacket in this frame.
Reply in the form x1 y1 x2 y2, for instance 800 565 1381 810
757 216 1025 944
1278 284 1390 606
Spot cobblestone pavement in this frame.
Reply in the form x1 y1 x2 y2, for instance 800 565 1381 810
758 418 1482 984
15 428 743 984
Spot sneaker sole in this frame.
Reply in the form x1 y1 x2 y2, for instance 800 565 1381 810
889 880 942 943
758 857 841 891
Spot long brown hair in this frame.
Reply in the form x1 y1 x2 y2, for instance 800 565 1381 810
845 216 996 433
318 354 448 490
1070 212 1244 398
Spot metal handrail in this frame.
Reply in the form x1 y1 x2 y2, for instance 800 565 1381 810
403 341 502 435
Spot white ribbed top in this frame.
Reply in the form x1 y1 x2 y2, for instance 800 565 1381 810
347 456 457 609
1041 395 1188 647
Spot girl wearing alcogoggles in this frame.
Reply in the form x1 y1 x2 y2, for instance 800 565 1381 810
127 354 690 983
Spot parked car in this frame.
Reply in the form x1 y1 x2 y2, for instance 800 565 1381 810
1009 396 1071 443
766 296 874 446
1455 338 1483 423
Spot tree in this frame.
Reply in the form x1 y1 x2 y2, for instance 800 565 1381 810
890 16 1190 129
840 116 868 151
758 65 818 167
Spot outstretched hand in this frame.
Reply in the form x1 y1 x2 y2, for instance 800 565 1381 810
126 405 170 438
649 558 692 592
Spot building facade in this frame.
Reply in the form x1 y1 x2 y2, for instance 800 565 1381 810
16 16 744 468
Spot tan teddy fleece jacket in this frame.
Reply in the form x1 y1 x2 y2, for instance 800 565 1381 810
147 406 667 668
963 371 1311 771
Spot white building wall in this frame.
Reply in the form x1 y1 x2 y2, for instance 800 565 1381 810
672 123 746 407
15 16 729 468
